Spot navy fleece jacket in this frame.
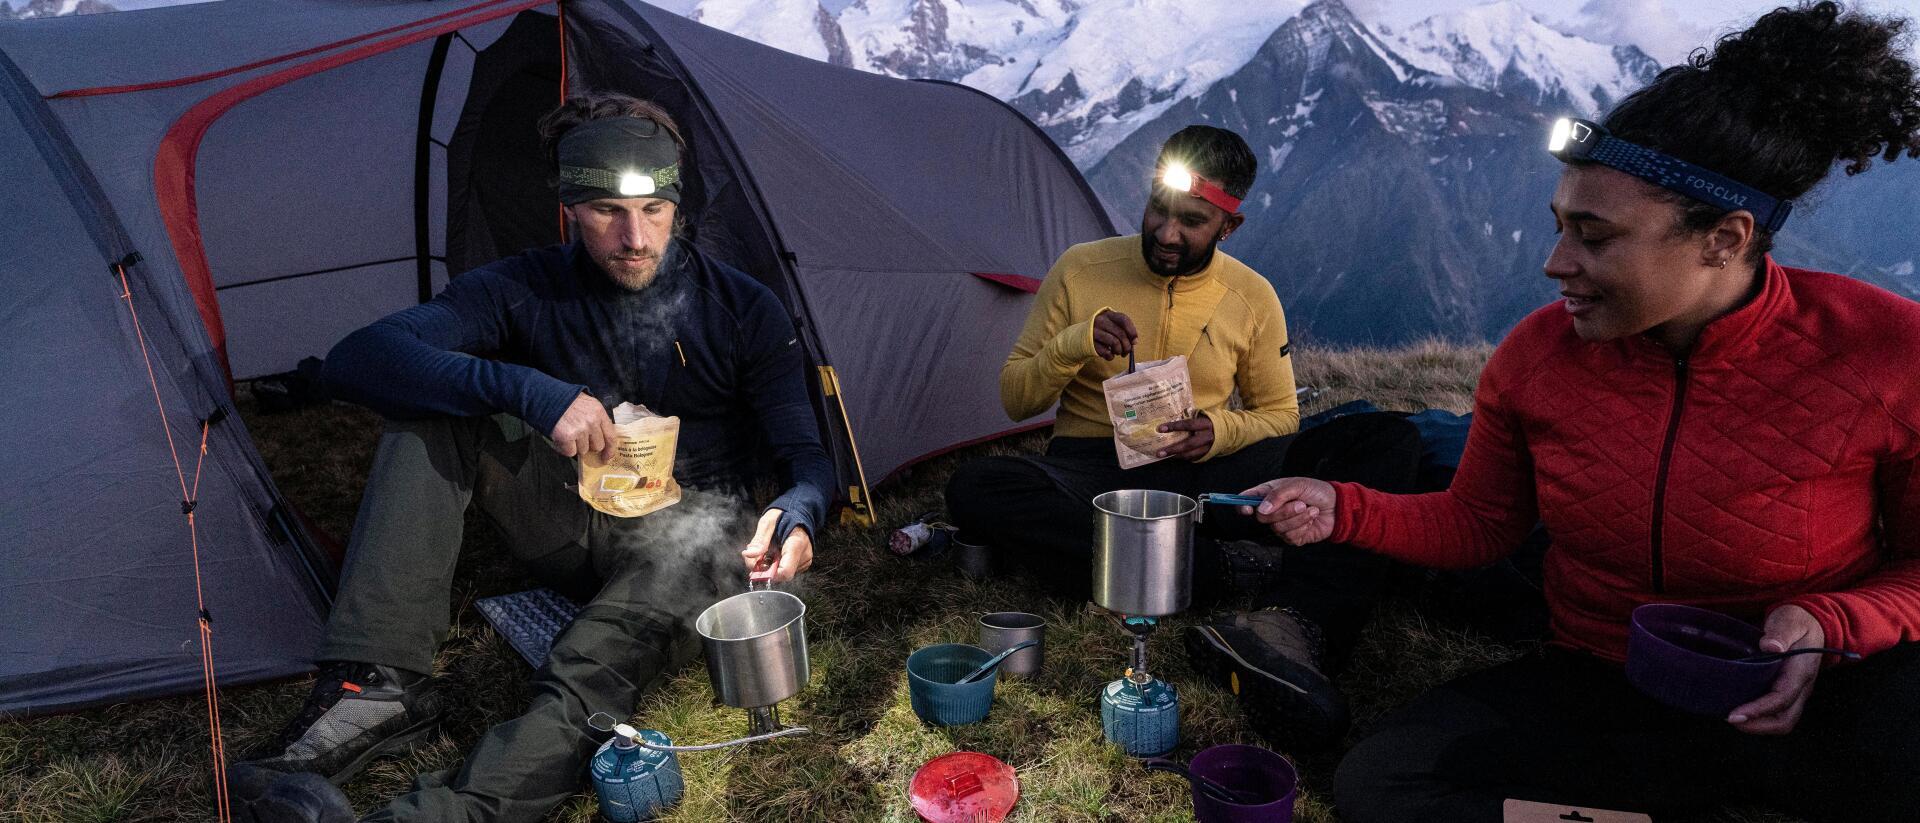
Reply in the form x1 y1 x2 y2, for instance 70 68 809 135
323 239 832 541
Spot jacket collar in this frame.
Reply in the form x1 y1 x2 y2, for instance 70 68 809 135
1623 255 1793 365
1135 236 1227 295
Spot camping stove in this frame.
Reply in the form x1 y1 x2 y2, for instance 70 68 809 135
1099 615 1179 757
588 571 813 821
1090 490 1194 758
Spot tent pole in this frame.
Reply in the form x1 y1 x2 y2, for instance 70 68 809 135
414 34 453 302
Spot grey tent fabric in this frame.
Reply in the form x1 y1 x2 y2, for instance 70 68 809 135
0 0 1112 716
0 47 330 716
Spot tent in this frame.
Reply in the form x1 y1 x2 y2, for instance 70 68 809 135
0 0 1114 716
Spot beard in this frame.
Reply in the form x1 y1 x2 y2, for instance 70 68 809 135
1140 232 1219 277
596 234 683 291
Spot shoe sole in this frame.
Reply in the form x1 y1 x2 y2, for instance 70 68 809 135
1184 625 1344 750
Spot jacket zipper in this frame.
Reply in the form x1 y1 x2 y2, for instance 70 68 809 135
1162 280 1176 356
1648 355 1690 594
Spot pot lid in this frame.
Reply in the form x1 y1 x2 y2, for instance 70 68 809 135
909 751 1018 823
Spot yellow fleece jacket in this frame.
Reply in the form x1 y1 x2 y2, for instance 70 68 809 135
1001 235 1299 460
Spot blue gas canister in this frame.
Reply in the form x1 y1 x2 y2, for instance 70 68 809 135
590 726 684 822
1101 671 1180 757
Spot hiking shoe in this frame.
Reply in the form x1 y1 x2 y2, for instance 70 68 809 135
247 771 355 823
1184 608 1349 750
236 661 444 784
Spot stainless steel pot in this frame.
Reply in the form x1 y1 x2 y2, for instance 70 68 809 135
1091 489 1196 616
695 589 808 709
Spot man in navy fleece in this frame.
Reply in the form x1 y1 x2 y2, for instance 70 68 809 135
231 93 833 823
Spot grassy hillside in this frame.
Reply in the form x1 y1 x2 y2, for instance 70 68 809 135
0 343 1799 822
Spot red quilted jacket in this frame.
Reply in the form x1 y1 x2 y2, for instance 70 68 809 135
1332 258 1920 662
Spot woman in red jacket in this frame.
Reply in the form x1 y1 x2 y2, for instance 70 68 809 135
1243 4 1920 821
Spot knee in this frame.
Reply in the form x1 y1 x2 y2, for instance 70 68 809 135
944 458 1021 529
1332 732 1400 823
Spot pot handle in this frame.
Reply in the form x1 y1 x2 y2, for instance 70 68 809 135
1196 492 1264 525
633 725 812 752
749 543 781 590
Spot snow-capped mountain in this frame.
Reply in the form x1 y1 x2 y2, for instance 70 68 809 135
1381 0 1658 115
687 0 851 65
826 0 1309 165
662 0 1912 344
838 0 1077 84
962 0 1308 164
0 0 116 19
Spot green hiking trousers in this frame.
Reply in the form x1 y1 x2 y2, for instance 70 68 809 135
324 415 748 823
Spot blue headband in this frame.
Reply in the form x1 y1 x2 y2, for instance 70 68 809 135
1548 118 1793 233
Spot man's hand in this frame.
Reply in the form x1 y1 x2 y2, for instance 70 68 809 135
1092 310 1139 361
741 508 814 583
550 392 618 461
1242 477 1337 546
1157 414 1214 461
1728 605 1827 735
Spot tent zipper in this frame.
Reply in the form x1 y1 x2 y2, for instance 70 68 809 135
1649 355 1690 594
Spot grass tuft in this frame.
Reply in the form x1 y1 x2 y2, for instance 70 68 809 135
0 344 1800 822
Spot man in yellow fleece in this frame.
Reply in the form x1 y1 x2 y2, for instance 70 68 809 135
945 125 1296 582
945 126 1429 753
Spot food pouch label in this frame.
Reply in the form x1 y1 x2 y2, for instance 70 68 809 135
578 402 682 517
1101 355 1196 470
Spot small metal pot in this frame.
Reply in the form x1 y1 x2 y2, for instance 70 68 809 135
695 590 808 709
1092 490 1196 616
977 612 1045 678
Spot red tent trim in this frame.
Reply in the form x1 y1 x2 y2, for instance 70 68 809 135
970 271 1042 294
153 0 554 375
49 0 528 99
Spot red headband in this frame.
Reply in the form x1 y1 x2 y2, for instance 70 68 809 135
1161 164 1242 214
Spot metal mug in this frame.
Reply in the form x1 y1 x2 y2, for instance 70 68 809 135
1092 490 1196 616
695 589 808 709
951 531 993 580
977 612 1045 678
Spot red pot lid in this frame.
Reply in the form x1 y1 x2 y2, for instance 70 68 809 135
909 751 1019 823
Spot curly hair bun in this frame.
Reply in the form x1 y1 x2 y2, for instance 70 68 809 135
1701 1 1920 179
1607 2 1920 207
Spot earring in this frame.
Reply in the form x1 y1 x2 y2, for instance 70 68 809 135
1714 258 1729 268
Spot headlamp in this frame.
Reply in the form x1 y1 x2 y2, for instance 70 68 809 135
1546 117 1792 232
558 163 681 199
1159 161 1242 215
618 172 654 197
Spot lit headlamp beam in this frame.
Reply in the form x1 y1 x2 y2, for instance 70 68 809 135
1157 161 1242 215
618 172 655 197
1549 118 1571 153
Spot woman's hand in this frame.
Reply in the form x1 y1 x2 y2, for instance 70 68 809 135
1241 477 1338 546
1728 605 1828 735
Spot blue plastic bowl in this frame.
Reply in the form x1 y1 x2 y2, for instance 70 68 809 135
907 643 998 726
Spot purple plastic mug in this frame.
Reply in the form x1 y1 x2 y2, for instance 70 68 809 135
1189 744 1297 822
1626 603 1783 717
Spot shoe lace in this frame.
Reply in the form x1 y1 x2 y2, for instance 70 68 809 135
1258 606 1329 668
269 663 379 747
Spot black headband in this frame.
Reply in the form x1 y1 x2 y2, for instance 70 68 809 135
555 117 682 205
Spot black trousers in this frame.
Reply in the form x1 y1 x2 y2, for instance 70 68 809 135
1334 643 1920 823
945 413 1424 664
